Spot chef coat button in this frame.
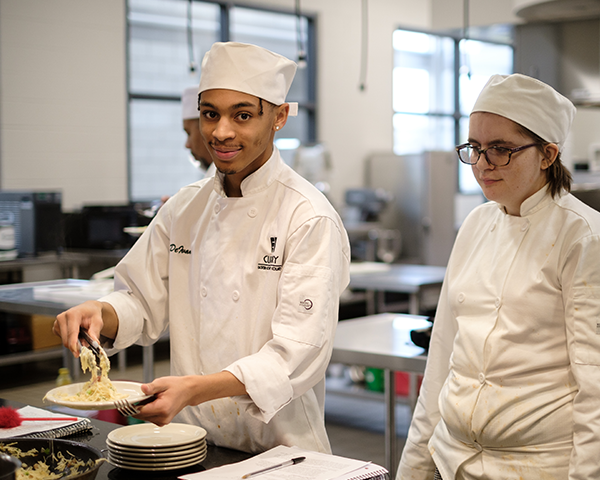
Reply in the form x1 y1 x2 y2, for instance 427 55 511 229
490 223 496 232
232 290 240 301
495 297 501 309
248 207 257 218
457 292 465 303
214 204 220 214
521 220 529 231
201 287 207 297
478 372 486 384
475 442 483 452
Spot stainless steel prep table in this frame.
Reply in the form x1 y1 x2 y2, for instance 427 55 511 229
348 263 446 315
0 280 132 378
331 313 430 479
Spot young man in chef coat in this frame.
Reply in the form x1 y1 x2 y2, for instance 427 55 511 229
54 42 351 454
181 85 215 176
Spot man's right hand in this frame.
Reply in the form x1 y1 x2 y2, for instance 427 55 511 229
53 300 117 358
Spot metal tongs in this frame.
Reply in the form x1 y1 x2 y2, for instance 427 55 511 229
78 328 102 364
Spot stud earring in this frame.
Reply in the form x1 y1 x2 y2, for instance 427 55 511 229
275 126 280 131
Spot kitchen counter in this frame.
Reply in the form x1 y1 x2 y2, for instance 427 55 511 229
331 313 429 478
349 263 445 315
0 398 254 479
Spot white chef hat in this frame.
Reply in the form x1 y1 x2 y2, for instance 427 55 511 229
471 73 576 146
198 42 298 116
182 86 200 120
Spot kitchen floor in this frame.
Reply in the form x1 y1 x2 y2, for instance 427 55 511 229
0 343 411 468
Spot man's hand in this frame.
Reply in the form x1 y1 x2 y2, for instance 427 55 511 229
136 372 247 427
53 300 118 357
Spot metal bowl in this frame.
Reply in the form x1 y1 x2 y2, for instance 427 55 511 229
0 437 105 480
0 453 21 480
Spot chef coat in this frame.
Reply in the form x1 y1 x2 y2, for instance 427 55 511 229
203 162 216 179
398 185 600 480
101 147 350 454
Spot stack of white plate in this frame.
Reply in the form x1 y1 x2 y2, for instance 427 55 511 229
106 423 207 471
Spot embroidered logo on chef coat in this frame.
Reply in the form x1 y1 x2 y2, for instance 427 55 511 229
258 254 282 271
257 236 282 271
299 297 314 312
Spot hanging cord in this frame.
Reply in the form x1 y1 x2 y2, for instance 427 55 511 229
359 0 368 91
295 0 307 68
187 0 197 73
463 0 471 79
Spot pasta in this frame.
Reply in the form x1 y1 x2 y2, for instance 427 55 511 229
61 346 127 403
0 443 95 480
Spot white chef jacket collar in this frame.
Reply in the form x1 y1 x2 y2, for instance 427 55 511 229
495 183 552 217
213 146 280 197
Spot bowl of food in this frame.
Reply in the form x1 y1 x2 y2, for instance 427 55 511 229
0 437 105 480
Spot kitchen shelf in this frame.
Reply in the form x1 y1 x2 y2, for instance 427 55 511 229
0 347 64 368
326 374 414 406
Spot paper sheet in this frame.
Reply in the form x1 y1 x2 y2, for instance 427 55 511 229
0 406 85 439
179 445 371 480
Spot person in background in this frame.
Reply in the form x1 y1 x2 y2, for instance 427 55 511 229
54 42 350 454
156 86 216 206
398 74 600 479
181 85 215 177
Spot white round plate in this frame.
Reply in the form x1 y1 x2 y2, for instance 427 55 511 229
108 451 206 471
106 440 206 457
44 381 151 411
123 226 147 237
108 446 205 463
106 436 205 452
107 423 207 448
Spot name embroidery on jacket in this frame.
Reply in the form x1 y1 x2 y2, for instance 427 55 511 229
170 244 191 255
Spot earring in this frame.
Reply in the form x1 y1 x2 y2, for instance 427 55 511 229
275 126 280 131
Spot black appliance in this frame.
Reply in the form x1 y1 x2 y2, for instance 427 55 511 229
0 191 63 257
64 205 150 250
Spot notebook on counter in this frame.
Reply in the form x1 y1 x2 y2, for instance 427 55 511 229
180 444 388 480
0 406 93 440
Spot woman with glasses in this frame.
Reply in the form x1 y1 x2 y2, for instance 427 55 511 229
397 74 600 480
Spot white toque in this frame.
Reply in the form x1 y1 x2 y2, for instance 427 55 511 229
198 42 298 116
182 86 200 120
472 73 576 147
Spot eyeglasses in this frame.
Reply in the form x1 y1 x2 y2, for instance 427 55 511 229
456 143 540 167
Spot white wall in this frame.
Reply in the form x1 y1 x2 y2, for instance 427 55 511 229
0 0 430 211
300 0 431 207
0 0 128 211
431 0 520 30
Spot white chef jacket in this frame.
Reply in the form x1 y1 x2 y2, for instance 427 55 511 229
398 185 600 480
101 148 350 454
203 162 217 179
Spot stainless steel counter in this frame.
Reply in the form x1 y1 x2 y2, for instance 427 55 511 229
331 313 430 478
349 263 445 315
0 280 131 378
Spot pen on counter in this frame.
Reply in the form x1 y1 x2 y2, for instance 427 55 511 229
241 456 306 479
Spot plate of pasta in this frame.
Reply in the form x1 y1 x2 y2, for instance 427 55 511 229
45 343 151 411
44 380 151 410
